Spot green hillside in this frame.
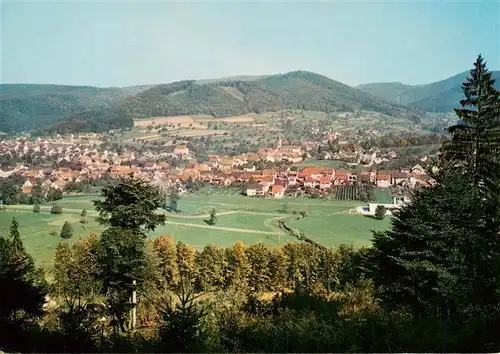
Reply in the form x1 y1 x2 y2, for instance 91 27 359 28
353 82 413 104
52 71 421 133
357 70 500 112
0 84 150 133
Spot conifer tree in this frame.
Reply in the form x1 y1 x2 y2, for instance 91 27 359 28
168 185 180 212
9 217 24 253
0 218 48 351
80 209 87 228
368 55 500 319
441 54 500 184
439 55 500 309
208 208 217 225
60 221 74 239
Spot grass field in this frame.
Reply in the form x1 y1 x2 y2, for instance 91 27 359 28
1 193 391 268
375 188 393 204
0 210 104 269
288 214 392 247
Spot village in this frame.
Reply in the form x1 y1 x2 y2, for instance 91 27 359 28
0 131 436 210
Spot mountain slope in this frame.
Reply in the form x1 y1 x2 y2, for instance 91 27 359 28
53 71 420 133
353 82 413 104
357 70 500 112
0 84 150 133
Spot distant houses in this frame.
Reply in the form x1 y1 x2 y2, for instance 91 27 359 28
0 131 434 207
243 164 433 199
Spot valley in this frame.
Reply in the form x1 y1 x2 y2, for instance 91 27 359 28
0 192 391 269
0 72 453 271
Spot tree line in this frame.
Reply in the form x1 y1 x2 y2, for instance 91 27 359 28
0 175 63 205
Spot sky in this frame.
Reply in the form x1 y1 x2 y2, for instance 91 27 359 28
1 0 499 87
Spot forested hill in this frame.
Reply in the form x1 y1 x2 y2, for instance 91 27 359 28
357 70 500 112
2 71 421 134
0 84 151 133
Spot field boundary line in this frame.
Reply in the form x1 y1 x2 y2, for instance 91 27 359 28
165 220 278 235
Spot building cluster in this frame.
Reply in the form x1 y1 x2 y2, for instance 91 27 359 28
0 134 434 202
242 164 434 199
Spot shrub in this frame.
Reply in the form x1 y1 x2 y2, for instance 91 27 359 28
33 204 41 213
51 204 62 214
60 221 74 239
208 208 217 225
375 205 386 220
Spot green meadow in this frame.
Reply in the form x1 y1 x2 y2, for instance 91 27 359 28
0 192 391 268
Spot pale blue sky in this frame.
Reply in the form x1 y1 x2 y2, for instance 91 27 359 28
2 0 499 87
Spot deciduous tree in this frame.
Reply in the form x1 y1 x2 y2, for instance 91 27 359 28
94 174 165 231
93 175 165 332
195 244 227 292
153 235 180 291
374 205 386 220
51 203 62 214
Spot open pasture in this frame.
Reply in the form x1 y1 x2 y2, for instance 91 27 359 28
133 115 208 128
3 194 391 268
193 115 256 124
0 210 104 269
175 129 231 137
287 214 391 247
133 114 256 129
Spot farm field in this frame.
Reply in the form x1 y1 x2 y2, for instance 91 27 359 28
0 210 105 269
287 214 392 247
45 195 101 210
2 194 391 268
375 188 393 204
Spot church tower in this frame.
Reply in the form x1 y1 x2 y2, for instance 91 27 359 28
277 133 282 148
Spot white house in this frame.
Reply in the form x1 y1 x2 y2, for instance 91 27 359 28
247 183 264 196
271 185 285 198
174 145 190 155
304 177 316 188
411 164 426 175
393 195 411 205
367 202 402 216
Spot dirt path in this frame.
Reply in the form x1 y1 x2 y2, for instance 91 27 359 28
165 210 284 219
165 220 278 235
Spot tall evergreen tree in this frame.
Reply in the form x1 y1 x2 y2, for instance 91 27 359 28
439 54 500 311
441 54 500 184
0 218 48 352
9 217 23 253
60 221 74 239
368 56 500 323
208 208 217 226
80 209 88 228
168 185 180 212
